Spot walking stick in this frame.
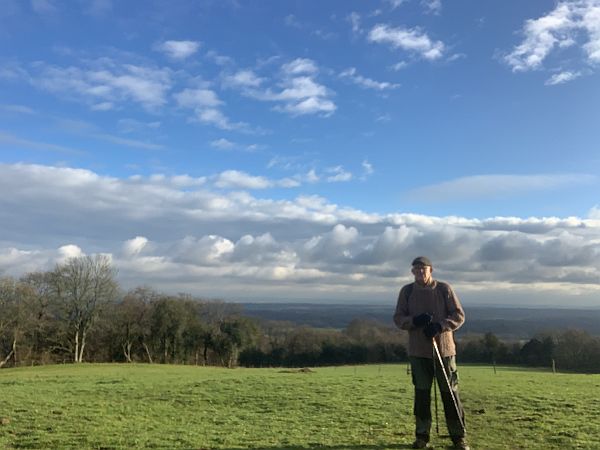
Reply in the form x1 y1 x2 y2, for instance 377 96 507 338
432 344 439 435
432 339 467 433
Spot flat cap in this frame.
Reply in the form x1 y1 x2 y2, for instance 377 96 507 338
412 256 432 267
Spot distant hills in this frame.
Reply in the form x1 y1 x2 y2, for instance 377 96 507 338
239 303 600 339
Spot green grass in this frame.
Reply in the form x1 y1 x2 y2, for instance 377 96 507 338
0 364 598 449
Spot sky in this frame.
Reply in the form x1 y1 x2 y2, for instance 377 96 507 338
1 0 600 307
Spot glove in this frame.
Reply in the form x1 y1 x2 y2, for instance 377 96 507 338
412 313 432 328
423 322 443 339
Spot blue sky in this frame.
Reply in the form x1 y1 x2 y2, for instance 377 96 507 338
1 0 600 306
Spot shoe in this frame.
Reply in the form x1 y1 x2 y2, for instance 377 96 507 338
412 437 430 449
452 437 470 450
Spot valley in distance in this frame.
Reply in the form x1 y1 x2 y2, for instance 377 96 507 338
238 302 600 339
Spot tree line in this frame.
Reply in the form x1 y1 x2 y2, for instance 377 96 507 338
1 256 599 373
458 330 600 373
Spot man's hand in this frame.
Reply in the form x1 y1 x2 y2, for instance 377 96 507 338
423 322 442 338
412 313 432 328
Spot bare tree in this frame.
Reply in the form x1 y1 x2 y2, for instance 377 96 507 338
0 277 38 368
20 271 56 363
49 255 118 363
0 278 20 367
115 287 157 362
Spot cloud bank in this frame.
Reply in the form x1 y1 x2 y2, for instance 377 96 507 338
1 163 599 305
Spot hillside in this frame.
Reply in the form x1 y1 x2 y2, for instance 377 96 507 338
0 364 597 449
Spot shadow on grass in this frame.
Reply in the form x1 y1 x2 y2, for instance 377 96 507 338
214 445 414 450
213 440 464 450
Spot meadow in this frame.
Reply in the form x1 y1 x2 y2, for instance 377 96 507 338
0 364 598 449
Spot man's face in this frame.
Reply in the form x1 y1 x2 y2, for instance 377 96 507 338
412 264 432 284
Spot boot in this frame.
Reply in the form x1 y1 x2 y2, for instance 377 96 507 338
412 437 431 449
452 436 470 450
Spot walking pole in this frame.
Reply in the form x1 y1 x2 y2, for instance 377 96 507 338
432 339 466 433
432 343 439 435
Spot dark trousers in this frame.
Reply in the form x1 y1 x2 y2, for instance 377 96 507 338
409 355 466 440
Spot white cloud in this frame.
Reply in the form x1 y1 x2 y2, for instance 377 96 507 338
195 108 249 131
582 2 600 61
505 0 600 73
212 170 300 190
279 178 301 188
386 0 408 9
0 63 28 80
281 58 319 75
422 0 442 15
326 166 353 182
211 141 264 153
174 88 222 108
545 70 582 85
154 40 201 60
217 58 337 117
347 12 362 34
214 170 273 189
361 160 374 179
303 224 360 263
505 3 577 71
267 155 301 171
206 50 234 66
305 169 320 183
31 61 172 111
3 163 600 304
174 88 250 131
58 244 84 261
279 95 337 116
272 75 336 116
408 173 597 201
284 14 302 28
0 248 44 277
210 138 236 150
169 174 206 187
91 101 113 111
368 24 445 60
252 76 336 115
123 236 148 257
0 163 378 234
245 144 263 152
90 65 172 109
170 235 235 266
223 69 264 88
339 67 400 90
391 61 409 71
229 60 336 117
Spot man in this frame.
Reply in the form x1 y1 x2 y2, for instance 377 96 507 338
394 256 469 450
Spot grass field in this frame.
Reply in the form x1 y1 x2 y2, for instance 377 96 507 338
0 363 598 449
